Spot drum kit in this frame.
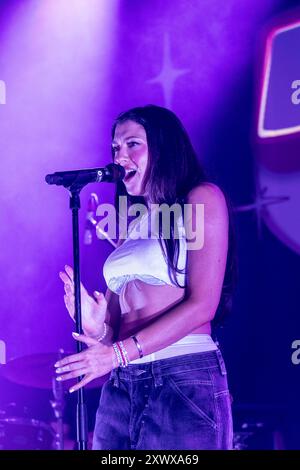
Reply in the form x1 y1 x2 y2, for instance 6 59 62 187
0 350 108 450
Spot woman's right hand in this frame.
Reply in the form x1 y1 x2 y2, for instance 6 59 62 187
59 265 107 338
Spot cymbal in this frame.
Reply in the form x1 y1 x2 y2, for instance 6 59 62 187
0 352 109 390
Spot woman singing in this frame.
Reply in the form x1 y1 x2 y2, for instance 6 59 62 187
56 105 234 450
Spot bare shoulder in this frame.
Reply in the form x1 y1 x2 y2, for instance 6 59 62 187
187 182 226 203
187 182 228 220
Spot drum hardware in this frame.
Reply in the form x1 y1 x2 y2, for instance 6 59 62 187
0 350 108 449
50 349 65 450
0 350 108 390
233 422 264 450
0 402 55 450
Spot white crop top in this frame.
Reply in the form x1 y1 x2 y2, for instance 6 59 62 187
103 209 187 299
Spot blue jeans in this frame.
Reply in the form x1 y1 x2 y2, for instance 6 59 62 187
92 350 233 450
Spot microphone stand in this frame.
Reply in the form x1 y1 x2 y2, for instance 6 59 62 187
45 163 124 450
69 184 88 450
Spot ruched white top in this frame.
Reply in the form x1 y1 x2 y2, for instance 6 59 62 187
103 209 187 313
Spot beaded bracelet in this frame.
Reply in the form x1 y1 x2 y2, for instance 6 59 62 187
96 322 107 342
112 342 123 366
131 335 144 358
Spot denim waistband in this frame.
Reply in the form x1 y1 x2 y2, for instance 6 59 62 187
110 349 227 388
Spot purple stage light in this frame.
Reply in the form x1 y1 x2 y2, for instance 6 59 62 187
0 0 119 357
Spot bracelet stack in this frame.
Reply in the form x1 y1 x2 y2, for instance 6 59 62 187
112 341 130 368
112 336 144 367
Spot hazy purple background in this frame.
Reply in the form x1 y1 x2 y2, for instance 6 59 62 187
1 0 300 448
0 0 280 357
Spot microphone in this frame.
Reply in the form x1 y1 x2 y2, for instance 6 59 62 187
45 163 125 187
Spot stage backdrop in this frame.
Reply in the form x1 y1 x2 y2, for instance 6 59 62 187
0 0 300 448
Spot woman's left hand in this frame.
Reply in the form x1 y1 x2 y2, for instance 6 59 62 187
54 333 116 393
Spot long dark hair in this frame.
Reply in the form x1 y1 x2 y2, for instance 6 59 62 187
112 104 236 326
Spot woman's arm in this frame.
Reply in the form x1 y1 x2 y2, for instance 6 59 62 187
102 287 121 344
122 182 229 360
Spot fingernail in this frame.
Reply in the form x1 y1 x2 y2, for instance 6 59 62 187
54 362 59 368
56 376 62 381
69 388 75 393
72 332 79 337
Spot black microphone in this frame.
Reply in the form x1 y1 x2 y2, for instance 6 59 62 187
45 163 125 187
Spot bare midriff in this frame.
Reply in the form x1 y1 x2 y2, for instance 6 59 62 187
118 278 211 340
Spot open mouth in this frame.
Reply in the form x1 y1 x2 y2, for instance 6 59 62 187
124 169 137 182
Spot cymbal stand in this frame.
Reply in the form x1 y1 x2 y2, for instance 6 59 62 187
50 349 66 450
